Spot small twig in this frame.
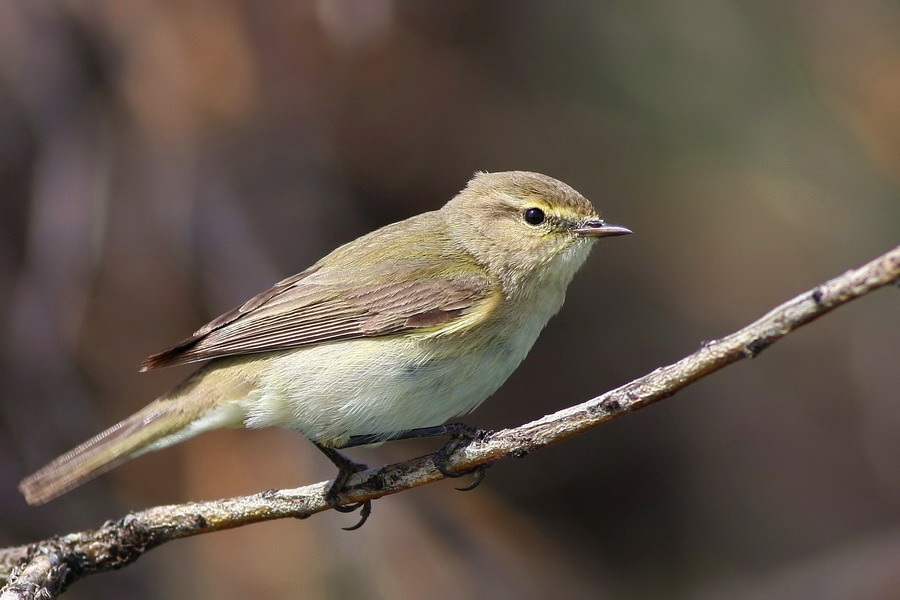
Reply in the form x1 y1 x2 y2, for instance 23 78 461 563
0 555 66 600
2 244 898 598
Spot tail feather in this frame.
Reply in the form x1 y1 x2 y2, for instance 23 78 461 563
18 370 247 505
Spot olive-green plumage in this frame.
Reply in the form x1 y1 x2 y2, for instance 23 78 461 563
19 170 631 505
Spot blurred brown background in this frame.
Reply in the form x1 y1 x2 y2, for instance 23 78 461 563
1 1 898 598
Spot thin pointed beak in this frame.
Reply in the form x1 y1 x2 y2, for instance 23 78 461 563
571 220 633 238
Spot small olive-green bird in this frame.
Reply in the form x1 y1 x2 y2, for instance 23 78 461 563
19 170 631 510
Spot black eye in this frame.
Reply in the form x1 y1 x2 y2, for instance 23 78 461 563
523 207 545 225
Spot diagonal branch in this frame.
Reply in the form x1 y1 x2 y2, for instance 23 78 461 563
2 244 898 598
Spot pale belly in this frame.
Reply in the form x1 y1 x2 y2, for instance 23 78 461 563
234 324 542 446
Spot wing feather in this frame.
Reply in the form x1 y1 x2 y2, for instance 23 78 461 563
140 262 496 371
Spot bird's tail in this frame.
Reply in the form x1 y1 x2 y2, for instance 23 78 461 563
18 368 247 505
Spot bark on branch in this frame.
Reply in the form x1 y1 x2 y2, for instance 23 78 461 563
2 244 898 599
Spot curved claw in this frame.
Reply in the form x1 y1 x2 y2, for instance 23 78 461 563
325 481 372 531
327 497 365 513
315 443 374 530
331 500 372 531
457 464 488 491
431 424 491 490
433 453 491 491
324 488 372 530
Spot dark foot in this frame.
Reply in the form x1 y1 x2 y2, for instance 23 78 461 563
339 422 492 492
432 425 491 491
314 443 373 530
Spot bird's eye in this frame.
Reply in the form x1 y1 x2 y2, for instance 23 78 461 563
523 207 545 225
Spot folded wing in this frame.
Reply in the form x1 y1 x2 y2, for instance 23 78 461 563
141 261 497 370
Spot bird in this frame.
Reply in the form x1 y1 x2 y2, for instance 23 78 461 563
19 170 632 527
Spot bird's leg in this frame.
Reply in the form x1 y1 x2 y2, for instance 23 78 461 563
343 422 491 491
342 423 471 447
313 443 372 531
